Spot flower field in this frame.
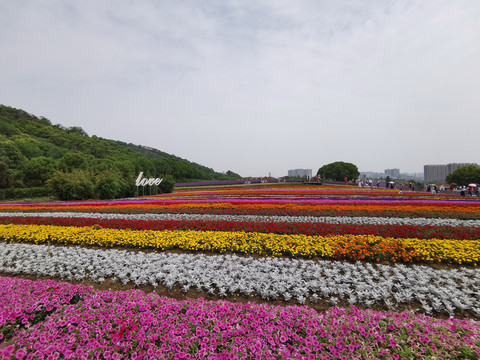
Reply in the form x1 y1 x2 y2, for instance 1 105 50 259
0 183 479 359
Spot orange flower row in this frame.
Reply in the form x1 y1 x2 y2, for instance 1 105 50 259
1 201 479 214
331 237 422 263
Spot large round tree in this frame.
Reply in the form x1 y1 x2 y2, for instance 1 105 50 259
446 165 480 186
317 161 359 181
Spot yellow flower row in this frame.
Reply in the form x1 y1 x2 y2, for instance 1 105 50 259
0 224 478 265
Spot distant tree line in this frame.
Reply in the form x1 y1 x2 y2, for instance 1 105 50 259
0 105 241 200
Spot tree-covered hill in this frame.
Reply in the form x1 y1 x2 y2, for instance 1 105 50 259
0 105 241 199
115 141 233 181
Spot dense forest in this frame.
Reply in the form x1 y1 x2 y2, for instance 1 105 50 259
0 105 241 200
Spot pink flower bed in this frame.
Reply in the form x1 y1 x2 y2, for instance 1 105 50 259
1 277 479 359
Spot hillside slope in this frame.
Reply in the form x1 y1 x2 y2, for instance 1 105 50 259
0 105 240 198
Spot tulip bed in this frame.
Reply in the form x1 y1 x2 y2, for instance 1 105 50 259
1 184 480 359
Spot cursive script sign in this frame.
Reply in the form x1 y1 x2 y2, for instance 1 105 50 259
135 172 163 186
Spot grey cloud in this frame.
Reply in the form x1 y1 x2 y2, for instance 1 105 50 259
1 0 479 176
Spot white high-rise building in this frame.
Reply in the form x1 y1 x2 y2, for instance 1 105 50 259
424 163 479 183
384 168 400 178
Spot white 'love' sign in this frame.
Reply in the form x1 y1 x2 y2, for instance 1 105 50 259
135 172 163 186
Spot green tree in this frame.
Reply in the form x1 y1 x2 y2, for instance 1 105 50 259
113 160 136 180
446 165 480 186
37 138 66 159
94 169 127 199
317 161 359 182
47 170 95 200
112 160 136 196
57 152 97 172
0 161 17 188
88 158 114 173
153 158 172 176
133 157 156 176
23 157 55 187
0 117 19 136
225 170 241 179
0 141 25 188
158 175 175 193
11 134 44 158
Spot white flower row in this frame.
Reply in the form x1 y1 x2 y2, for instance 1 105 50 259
1 242 479 317
1 212 479 227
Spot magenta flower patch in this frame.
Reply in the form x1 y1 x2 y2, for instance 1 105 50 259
1 277 479 359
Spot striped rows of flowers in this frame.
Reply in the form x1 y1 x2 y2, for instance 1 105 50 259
2 200 480 220
2 214 480 240
1 276 479 360
1 223 479 265
149 188 452 200
1 184 480 358
1 242 479 317
3 211 480 227
147 183 469 198
155 184 426 196
1 184 480 210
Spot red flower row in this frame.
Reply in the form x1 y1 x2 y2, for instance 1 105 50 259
2 216 479 240
53 207 480 220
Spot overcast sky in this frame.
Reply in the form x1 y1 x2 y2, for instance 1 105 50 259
1 0 479 177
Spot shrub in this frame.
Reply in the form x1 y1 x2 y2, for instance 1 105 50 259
47 170 95 200
158 175 175 194
94 169 128 200
0 187 51 200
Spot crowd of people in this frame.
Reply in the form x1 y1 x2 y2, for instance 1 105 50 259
341 178 479 196
345 177 413 190
425 183 479 196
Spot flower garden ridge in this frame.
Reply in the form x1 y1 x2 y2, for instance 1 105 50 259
0 183 479 359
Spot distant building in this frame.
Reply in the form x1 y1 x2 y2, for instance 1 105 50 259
401 172 424 181
360 171 423 181
424 165 448 183
288 169 312 177
424 163 479 183
385 168 400 178
359 171 384 180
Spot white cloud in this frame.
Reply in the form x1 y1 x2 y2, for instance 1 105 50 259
1 0 479 177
